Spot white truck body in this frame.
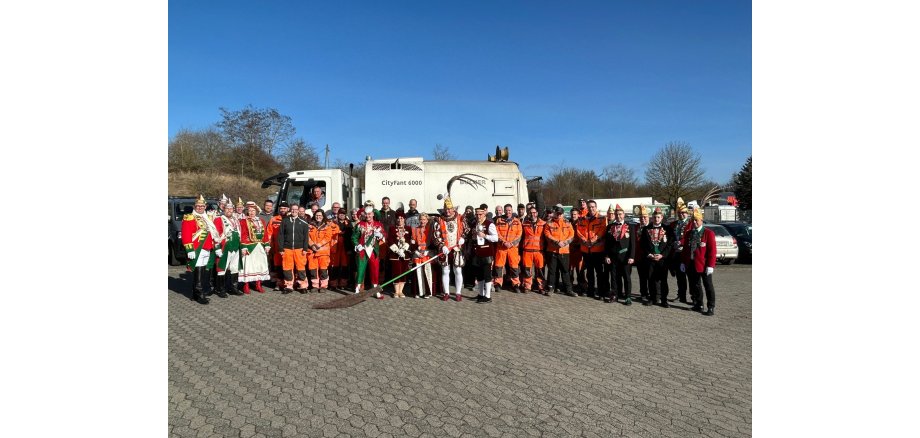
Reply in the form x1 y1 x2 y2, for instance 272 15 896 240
362 157 529 214
703 205 738 223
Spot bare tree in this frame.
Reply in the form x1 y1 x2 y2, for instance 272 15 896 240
218 105 294 174
168 128 230 174
432 144 455 160
282 138 320 170
602 163 639 197
644 141 707 209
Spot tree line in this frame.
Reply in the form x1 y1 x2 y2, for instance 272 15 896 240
169 106 751 213
168 105 321 179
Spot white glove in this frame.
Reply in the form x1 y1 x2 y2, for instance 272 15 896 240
374 231 383 239
680 264 685 273
442 246 450 255
458 237 465 246
356 245 365 252
706 267 714 275
215 249 223 258
187 251 194 259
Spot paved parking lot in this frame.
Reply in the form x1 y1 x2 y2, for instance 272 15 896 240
169 264 751 437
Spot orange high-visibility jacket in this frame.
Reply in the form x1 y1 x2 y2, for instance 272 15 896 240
309 222 337 257
521 218 546 251
494 216 523 248
576 216 606 253
544 217 574 254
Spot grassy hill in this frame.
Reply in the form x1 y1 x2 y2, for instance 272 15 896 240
168 171 278 204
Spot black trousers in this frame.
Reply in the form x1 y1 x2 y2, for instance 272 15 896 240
648 259 669 302
687 269 716 309
546 252 572 293
635 260 650 299
583 252 606 295
471 255 493 282
610 262 632 298
669 256 688 300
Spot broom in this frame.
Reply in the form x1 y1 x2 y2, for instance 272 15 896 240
312 251 445 309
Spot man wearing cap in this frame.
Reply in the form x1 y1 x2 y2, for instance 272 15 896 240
182 195 219 304
234 197 246 221
353 206 386 299
470 204 499 303
493 204 523 292
266 201 291 290
544 205 575 296
276 203 310 294
604 204 635 304
436 197 466 301
681 209 717 316
520 205 546 293
640 207 672 307
516 203 526 219
575 200 608 298
668 198 693 304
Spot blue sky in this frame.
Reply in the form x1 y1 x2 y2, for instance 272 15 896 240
169 0 751 183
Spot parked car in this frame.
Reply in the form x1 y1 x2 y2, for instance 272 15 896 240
169 196 218 265
703 224 739 265
720 222 752 263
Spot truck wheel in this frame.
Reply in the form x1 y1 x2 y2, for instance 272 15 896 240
169 244 181 266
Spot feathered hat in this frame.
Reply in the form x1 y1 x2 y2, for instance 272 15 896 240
677 197 688 214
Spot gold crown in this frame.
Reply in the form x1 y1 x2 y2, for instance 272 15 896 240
195 194 206 206
237 197 243 207
692 209 703 220
607 204 614 214
677 197 688 213
638 205 649 216
443 196 454 210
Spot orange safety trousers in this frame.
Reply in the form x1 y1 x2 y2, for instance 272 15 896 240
522 250 545 290
493 247 521 286
281 250 308 289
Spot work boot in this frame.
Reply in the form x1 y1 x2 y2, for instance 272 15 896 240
704 306 715 316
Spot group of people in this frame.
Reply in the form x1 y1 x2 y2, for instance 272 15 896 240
181 192 718 316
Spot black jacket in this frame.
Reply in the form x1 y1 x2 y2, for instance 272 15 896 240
604 222 636 264
278 216 310 250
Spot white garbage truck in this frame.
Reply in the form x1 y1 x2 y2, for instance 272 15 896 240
262 155 535 216
363 157 531 214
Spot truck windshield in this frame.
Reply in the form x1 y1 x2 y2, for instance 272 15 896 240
281 180 327 209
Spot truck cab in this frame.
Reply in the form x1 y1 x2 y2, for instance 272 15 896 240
262 169 361 213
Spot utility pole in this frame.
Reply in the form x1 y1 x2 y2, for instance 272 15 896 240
324 144 330 169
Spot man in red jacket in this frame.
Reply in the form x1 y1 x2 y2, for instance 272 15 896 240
681 209 717 316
